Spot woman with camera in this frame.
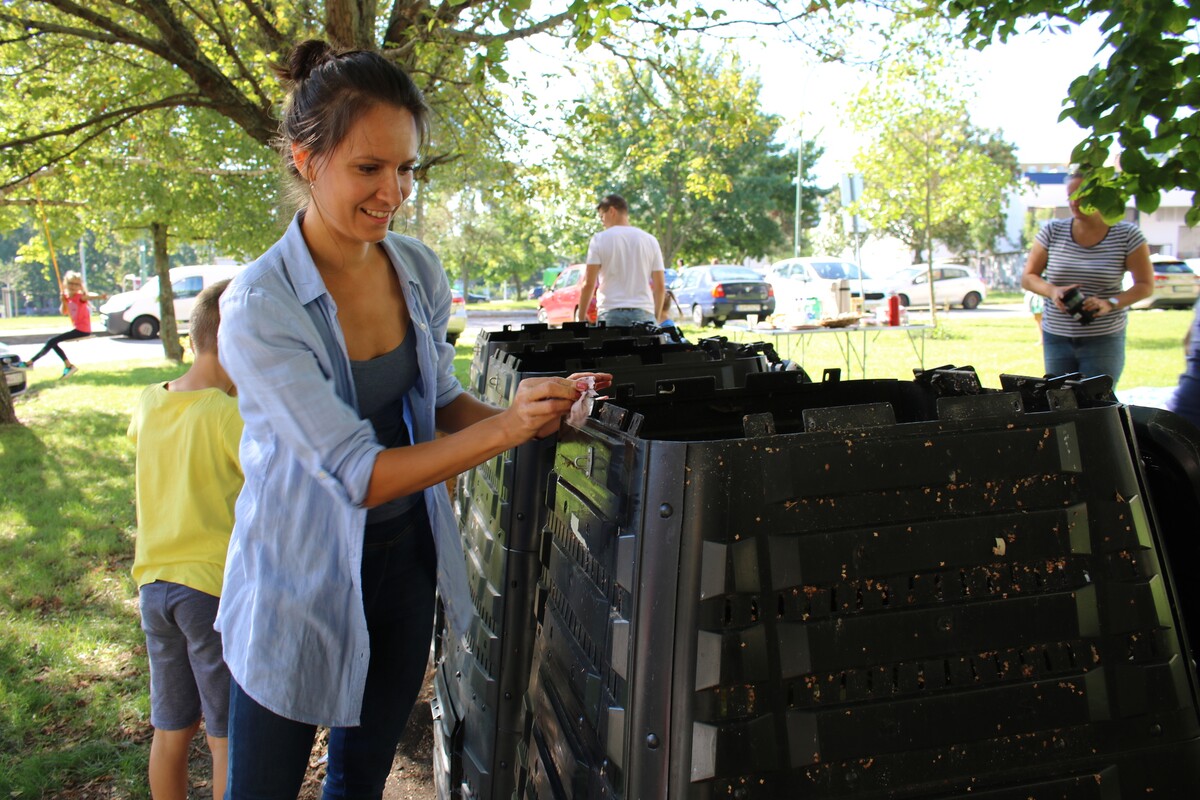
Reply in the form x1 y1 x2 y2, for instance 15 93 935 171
1021 170 1153 386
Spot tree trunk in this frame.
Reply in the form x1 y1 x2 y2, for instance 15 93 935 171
0 377 17 425
152 222 185 363
326 0 379 51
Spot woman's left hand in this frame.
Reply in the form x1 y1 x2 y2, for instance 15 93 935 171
1082 295 1118 316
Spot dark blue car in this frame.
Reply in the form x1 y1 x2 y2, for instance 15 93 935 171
670 265 775 327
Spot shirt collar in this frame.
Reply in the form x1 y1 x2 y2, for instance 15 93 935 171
279 210 418 304
280 210 330 306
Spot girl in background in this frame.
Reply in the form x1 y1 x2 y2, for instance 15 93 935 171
21 271 104 378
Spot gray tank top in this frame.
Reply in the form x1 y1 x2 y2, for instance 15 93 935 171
351 332 421 522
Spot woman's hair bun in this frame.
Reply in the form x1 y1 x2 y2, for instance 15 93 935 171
278 40 335 83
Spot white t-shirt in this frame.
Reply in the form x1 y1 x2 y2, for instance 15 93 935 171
585 224 664 313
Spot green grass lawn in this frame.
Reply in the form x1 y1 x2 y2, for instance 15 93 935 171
697 309 1191 392
0 308 1194 795
1 361 181 797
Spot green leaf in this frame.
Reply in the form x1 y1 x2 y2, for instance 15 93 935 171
1134 190 1160 214
1119 146 1153 175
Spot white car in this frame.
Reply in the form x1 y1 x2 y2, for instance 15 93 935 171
1 340 28 397
875 264 987 310
100 263 241 339
764 257 879 318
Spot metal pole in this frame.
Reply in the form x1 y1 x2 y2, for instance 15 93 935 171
794 129 803 257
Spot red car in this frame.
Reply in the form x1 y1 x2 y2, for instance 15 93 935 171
536 264 597 325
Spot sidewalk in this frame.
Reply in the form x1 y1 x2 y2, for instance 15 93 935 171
1 327 103 346
0 315 113 345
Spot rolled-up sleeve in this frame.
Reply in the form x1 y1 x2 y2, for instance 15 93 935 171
220 284 383 506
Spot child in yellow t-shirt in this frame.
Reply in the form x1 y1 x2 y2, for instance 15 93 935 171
129 278 241 800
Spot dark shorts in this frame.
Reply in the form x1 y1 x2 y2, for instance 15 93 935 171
140 581 230 736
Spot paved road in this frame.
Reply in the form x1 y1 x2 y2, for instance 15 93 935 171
2 305 1026 370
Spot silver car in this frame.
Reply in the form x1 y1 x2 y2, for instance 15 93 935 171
1127 255 1198 309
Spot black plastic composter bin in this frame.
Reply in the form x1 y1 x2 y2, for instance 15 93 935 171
433 326 796 800
466 321 684 398
519 367 1200 799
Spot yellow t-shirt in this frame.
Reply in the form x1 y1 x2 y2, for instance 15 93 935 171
129 383 243 597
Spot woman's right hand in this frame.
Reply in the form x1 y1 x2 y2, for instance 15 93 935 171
1050 283 1078 312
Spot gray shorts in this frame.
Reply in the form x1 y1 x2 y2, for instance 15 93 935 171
139 581 230 737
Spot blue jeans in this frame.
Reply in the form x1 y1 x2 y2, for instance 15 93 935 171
1042 329 1126 385
1169 302 1200 428
599 307 655 327
225 506 437 800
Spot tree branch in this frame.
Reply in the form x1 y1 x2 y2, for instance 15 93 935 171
447 9 575 45
238 0 287 52
0 95 212 151
15 0 172 60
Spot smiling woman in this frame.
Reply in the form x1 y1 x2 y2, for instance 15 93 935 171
213 40 608 799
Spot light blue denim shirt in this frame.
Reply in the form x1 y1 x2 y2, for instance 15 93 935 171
215 213 470 727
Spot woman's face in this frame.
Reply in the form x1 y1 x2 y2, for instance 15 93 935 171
304 103 419 247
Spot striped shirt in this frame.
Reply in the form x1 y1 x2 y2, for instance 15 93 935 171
1037 218 1146 337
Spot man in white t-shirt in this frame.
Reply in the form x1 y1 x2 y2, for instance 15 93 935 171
576 194 665 326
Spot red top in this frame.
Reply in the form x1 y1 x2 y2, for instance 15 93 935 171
66 291 92 333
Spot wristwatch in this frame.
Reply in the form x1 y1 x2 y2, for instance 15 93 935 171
1107 296 1121 309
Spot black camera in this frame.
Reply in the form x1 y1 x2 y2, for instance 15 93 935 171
1061 286 1094 324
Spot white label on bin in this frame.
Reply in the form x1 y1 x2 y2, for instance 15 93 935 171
570 513 587 549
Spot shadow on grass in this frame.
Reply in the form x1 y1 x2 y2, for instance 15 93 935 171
47 363 183 388
0 377 174 798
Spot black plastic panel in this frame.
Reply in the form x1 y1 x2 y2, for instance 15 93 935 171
437 325 782 800
524 368 1200 799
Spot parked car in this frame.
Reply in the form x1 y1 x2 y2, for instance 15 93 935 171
764 257 882 315
1 341 28 398
874 263 987 309
1125 255 1199 309
671 264 775 327
453 285 492 303
447 288 468 345
537 264 597 326
100 263 241 339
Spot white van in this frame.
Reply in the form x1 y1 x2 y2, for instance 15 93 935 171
100 263 241 339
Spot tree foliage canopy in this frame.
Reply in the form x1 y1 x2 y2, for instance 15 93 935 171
848 55 1020 262
0 0 826 190
945 0 1200 224
555 46 824 265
